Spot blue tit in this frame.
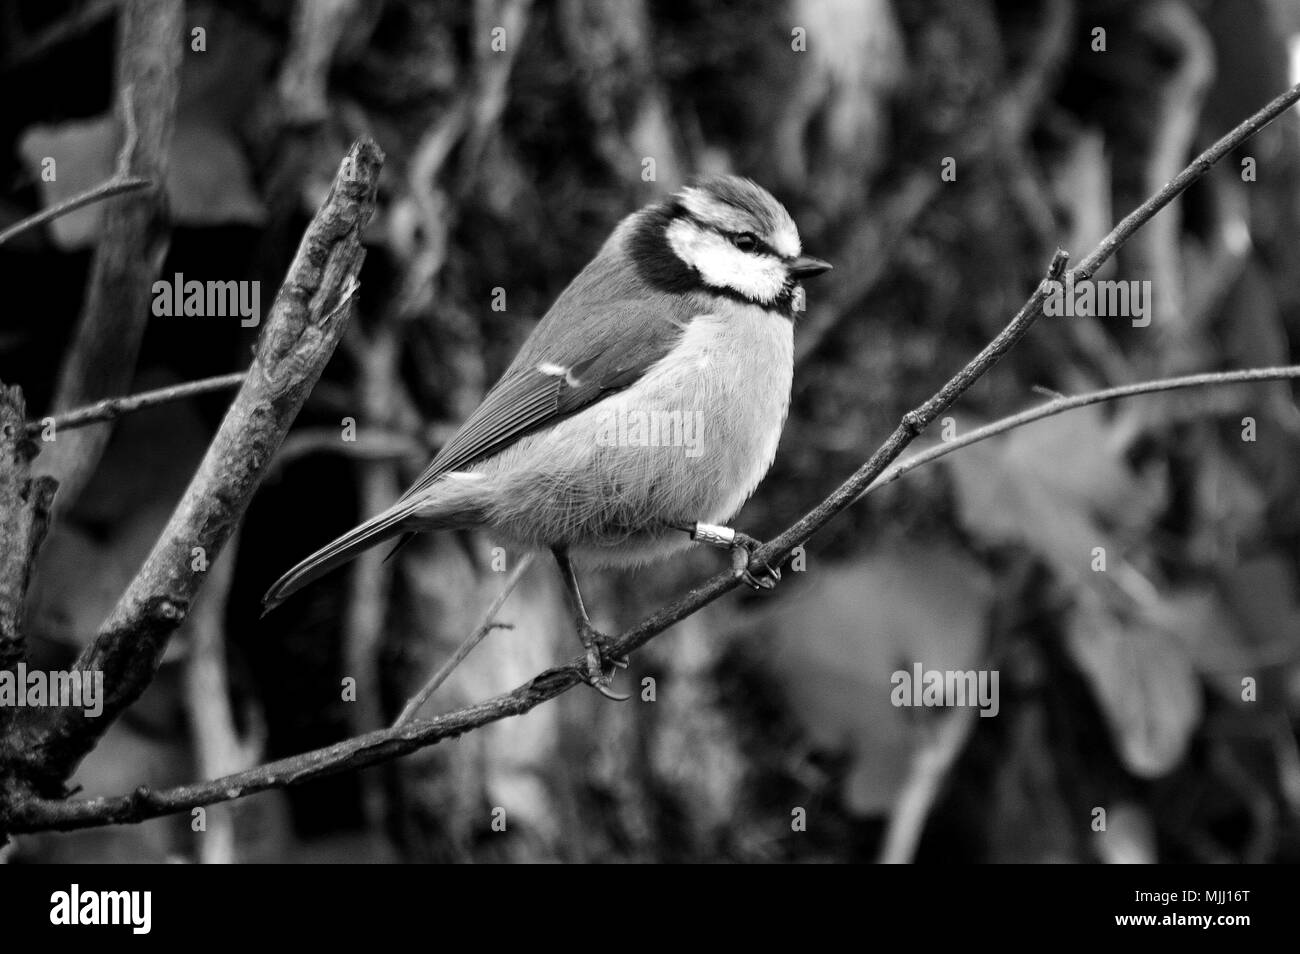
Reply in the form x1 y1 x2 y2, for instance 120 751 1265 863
263 175 831 698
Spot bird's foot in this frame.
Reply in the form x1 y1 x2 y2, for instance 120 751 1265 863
688 522 783 591
730 531 782 591
577 620 630 701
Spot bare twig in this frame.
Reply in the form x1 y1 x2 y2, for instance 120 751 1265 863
344 328 404 824
32 0 183 514
184 536 253 864
461 0 534 180
7 81 1299 835
879 705 980 864
0 138 383 810
24 372 246 436
277 0 361 124
394 553 534 727
0 0 120 71
0 176 151 247
864 365 1300 496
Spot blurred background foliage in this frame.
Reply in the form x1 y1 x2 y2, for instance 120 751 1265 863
2 0 1299 862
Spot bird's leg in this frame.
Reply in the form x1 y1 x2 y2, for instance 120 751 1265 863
551 548 629 701
685 522 782 591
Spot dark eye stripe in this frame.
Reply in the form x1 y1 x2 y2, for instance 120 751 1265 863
672 203 777 255
742 233 779 257
719 226 776 257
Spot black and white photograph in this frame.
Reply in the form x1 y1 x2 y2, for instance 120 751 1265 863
0 0 1297 900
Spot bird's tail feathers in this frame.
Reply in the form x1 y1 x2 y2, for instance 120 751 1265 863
261 500 420 614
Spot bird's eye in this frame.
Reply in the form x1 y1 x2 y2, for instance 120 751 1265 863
731 232 759 252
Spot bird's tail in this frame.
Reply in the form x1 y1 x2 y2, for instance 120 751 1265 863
261 499 420 614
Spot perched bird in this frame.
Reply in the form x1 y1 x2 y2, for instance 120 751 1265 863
263 175 831 698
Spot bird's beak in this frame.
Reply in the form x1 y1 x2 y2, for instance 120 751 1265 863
789 255 832 279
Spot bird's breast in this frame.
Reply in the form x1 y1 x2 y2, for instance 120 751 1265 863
638 304 794 520
476 302 794 563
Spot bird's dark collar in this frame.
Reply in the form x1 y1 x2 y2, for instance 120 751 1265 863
629 199 799 319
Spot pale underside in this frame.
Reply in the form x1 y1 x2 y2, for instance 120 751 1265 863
410 303 794 566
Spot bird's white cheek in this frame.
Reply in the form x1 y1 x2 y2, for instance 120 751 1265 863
692 248 785 303
666 219 786 303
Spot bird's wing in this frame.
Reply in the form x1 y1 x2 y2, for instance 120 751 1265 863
398 296 692 503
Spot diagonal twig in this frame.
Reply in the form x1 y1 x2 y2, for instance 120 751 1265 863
24 372 247 436
32 0 183 516
0 176 152 247
864 365 1300 497
394 553 535 727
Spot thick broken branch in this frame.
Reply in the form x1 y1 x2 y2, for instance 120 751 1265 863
1 137 383 807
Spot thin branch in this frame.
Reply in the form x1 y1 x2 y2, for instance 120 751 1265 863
277 0 361 124
0 137 384 808
32 0 183 515
393 553 535 727
879 704 980 864
7 81 1300 835
184 536 252 864
461 0 534 184
24 372 246 436
344 325 405 824
864 365 1300 497
0 0 120 71
0 176 152 247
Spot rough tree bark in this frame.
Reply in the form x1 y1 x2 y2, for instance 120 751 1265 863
0 138 384 837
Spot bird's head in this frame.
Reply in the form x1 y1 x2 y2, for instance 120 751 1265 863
630 175 831 311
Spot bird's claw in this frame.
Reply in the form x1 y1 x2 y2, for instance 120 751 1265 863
730 532 782 591
577 621 630 701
